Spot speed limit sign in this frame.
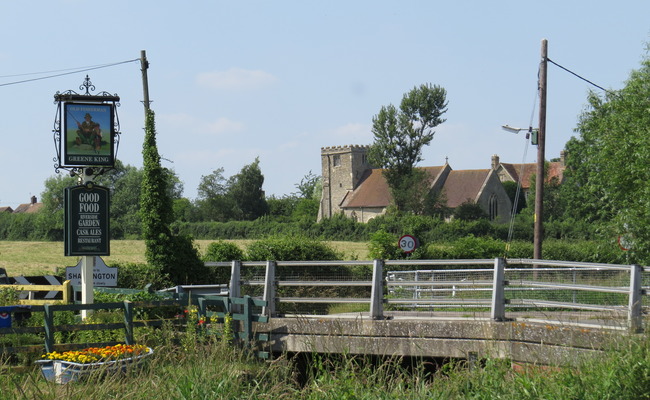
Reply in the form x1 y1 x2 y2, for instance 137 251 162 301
398 235 417 253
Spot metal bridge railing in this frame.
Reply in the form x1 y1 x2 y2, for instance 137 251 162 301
205 258 648 332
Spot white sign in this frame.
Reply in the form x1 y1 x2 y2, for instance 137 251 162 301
65 256 118 287
398 234 417 253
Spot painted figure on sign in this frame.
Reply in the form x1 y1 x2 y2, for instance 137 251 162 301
75 113 103 151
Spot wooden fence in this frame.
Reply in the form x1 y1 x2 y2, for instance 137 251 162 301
0 294 269 360
0 281 72 305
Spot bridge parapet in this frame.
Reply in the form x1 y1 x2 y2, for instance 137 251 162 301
206 258 648 333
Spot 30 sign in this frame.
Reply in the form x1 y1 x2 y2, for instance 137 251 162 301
398 234 418 253
64 184 110 256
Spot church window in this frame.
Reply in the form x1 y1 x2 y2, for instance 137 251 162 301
488 194 498 221
333 154 341 167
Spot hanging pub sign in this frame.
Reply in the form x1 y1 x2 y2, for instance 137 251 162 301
63 103 115 167
64 183 110 256
53 75 121 172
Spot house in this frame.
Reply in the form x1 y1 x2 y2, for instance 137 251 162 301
491 152 566 199
0 206 13 213
318 145 513 223
12 196 44 214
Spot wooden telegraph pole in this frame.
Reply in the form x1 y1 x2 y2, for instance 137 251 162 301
534 39 548 260
140 50 151 113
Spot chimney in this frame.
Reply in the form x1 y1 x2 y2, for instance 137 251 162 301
31 196 37 205
491 154 500 170
560 150 566 166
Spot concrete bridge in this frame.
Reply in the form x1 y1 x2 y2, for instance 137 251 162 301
204 258 648 366
259 312 616 366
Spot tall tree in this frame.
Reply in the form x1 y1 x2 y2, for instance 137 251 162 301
228 157 269 220
561 50 650 260
140 109 204 284
195 168 237 221
368 83 448 212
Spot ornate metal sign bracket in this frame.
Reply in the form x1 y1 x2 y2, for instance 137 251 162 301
52 75 121 179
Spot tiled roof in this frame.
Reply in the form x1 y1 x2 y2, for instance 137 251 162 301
500 161 564 188
13 202 44 214
442 169 490 208
0 206 13 213
341 166 446 208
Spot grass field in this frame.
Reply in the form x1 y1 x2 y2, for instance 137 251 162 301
0 240 370 277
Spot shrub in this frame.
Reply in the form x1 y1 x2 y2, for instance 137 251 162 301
426 236 506 260
246 235 342 261
203 240 245 262
112 262 172 290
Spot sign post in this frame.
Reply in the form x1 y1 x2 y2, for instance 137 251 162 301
64 170 110 319
54 76 120 320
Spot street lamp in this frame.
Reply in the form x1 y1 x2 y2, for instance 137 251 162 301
501 124 544 260
501 125 538 145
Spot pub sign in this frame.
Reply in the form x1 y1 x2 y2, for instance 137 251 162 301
63 103 115 167
64 184 110 256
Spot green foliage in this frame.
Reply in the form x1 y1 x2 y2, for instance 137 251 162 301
316 213 365 241
112 262 172 290
266 195 299 222
228 157 269 220
453 201 488 221
0 212 42 240
561 51 650 263
426 235 506 259
424 237 624 264
368 83 448 212
294 170 321 199
246 235 342 261
502 180 526 213
0 286 19 306
292 198 320 222
110 164 144 238
368 230 403 260
140 109 204 285
203 240 245 262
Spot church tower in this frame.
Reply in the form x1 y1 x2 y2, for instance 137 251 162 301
318 145 371 221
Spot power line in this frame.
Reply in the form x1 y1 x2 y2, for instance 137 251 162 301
547 58 617 96
0 59 139 88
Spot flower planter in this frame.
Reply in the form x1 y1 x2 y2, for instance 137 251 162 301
35 347 153 384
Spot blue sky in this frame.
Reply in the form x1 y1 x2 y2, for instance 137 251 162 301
1 1 649 209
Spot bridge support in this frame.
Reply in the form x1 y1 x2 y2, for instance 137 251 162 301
491 257 506 321
370 259 384 320
628 264 643 333
263 261 277 317
230 260 241 313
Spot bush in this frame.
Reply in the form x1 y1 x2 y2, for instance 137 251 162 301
246 235 342 261
203 240 245 262
426 235 506 260
112 262 172 290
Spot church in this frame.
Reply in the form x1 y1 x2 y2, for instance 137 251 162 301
317 145 565 224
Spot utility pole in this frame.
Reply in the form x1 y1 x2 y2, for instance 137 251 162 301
535 39 548 260
140 50 151 113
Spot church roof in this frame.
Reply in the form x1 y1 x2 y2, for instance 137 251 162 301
341 166 446 208
499 161 564 188
441 169 491 207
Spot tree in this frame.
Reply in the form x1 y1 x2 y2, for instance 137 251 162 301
294 170 320 199
228 157 269 220
37 174 77 240
195 168 237 221
140 109 204 284
367 83 448 212
453 201 488 221
560 50 650 261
